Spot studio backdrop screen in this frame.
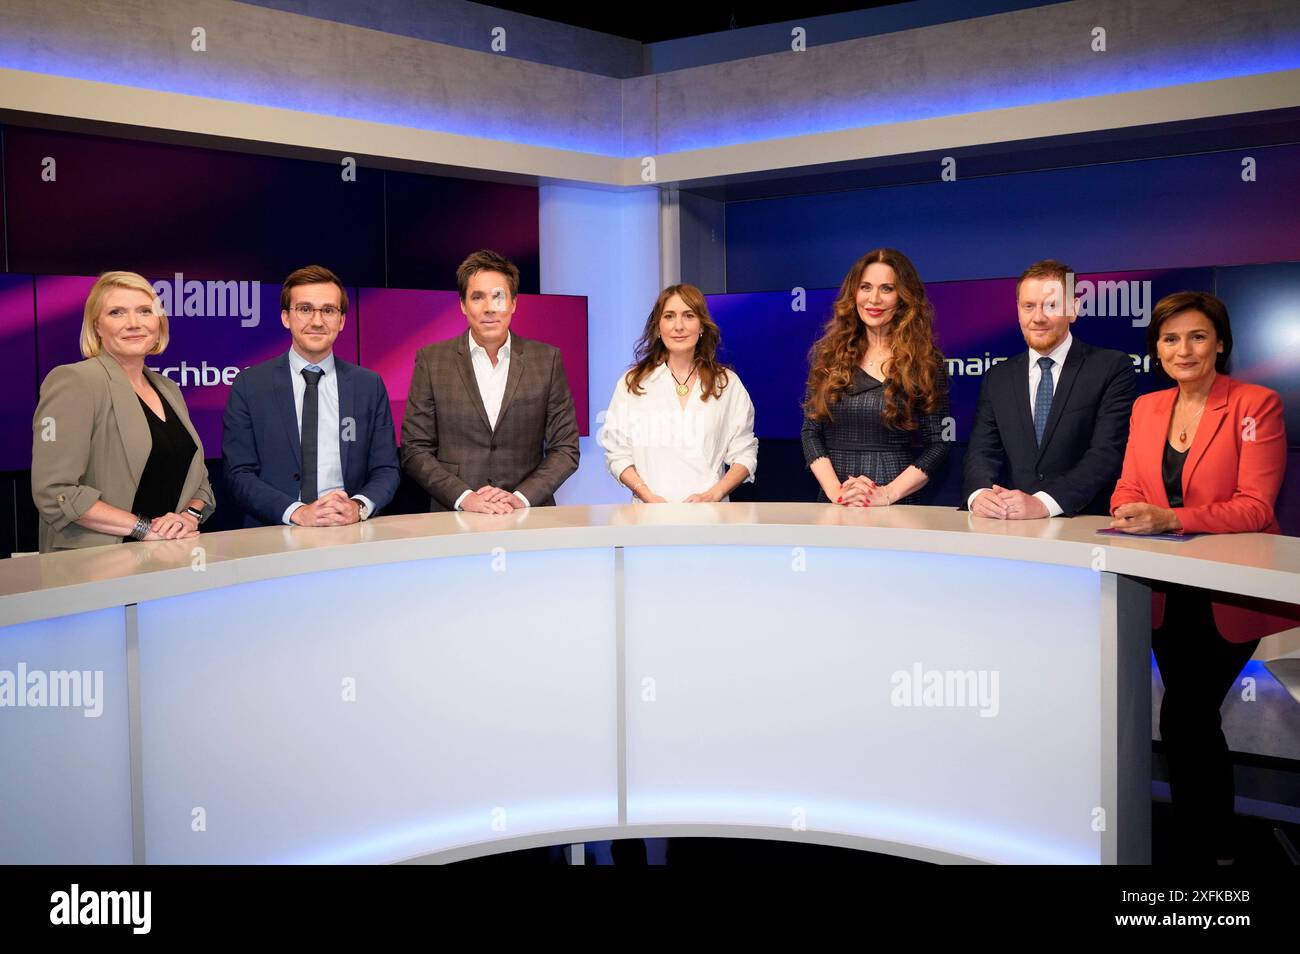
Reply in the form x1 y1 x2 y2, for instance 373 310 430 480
3 276 588 471
710 264 1298 446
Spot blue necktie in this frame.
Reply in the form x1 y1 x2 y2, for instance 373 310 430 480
301 365 324 502
1033 356 1054 445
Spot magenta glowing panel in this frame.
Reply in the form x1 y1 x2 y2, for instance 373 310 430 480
0 275 38 471
35 275 359 458
357 288 589 437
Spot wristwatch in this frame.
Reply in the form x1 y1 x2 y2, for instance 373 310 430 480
355 498 370 521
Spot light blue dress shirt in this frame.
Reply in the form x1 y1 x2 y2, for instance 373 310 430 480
282 348 374 525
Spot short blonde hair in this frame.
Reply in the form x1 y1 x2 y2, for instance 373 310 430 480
81 271 169 358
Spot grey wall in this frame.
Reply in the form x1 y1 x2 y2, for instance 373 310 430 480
235 0 1072 77
679 191 726 294
0 0 624 156
646 0 1300 154
240 0 646 77
1 0 1296 174
643 0 1067 73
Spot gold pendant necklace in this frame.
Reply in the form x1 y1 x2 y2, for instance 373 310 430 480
1176 399 1205 445
670 366 696 396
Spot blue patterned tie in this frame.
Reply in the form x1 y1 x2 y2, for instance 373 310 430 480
1033 356 1054 445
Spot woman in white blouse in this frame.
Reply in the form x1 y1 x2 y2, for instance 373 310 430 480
600 283 758 502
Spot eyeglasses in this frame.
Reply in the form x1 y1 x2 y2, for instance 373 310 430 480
291 304 343 319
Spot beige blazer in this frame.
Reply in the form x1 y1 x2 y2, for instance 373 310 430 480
32 353 215 552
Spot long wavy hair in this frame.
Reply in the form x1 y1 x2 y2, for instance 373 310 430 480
803 248 945 430
623 284 731 402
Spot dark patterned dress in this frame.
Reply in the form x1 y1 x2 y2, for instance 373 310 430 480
801 367 950 504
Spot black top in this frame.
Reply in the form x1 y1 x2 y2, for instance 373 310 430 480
1162 441 1188 509
801 366 951 504
1157 439 1210 629
126 377 197 531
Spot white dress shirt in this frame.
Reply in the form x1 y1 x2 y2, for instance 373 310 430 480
282 348 374 525
453 331 530 511
599 362 758 503
967 332 1072 516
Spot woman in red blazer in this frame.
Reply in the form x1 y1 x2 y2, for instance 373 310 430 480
1110 290 1294 863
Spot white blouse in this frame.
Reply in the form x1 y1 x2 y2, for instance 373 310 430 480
599 363 759 502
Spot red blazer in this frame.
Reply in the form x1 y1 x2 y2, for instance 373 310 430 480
1110 374 1297 643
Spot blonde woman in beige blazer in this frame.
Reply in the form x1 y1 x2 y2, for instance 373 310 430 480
32 271 214 552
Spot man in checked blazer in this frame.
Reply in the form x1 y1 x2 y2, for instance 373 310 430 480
400 250 580 514
962 259 1137 518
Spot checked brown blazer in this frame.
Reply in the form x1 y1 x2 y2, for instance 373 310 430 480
399 331 580 512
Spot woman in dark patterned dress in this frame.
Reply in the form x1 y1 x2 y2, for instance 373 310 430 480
801 248 950 506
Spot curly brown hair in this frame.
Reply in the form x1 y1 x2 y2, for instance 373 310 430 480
803 248 946 431
623 284 731 402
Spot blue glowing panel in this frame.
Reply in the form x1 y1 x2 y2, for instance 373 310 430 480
710 288 835 440
135 549 618 863
725 146 1300 291
0 607 133 863
623 545 1103 864
1215 263 1300 448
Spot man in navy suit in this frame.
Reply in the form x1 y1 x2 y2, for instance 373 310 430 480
223 265 399 527
963 259 1137 518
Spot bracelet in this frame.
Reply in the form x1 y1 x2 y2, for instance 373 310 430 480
185 506 204 520
129 515 150 541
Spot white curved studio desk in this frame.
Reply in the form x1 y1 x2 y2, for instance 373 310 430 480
2 503 1297 866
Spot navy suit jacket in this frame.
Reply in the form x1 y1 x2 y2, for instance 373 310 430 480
223 353 400 527
961 337 1136 517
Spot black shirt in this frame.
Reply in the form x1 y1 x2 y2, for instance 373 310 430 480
1157 439 1216 628
1162 440 1188 509
127 377 197 528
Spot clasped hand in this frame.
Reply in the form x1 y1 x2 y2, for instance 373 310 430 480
461 485 523 514
970 485 1048 520
837 476 891 507
291 489 362 526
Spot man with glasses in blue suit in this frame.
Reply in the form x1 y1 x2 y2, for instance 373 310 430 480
223 265 400 528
